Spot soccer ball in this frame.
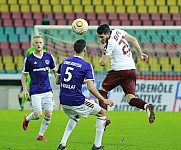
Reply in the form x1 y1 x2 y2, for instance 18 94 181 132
72 18 88 35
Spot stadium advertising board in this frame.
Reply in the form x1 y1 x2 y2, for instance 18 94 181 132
82 80 181 112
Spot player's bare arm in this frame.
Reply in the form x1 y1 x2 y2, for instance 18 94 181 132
21 73 29 98
52 68 58 78
99 54 109 66
56 74 61 85
125 33 148 62
87 80 114 107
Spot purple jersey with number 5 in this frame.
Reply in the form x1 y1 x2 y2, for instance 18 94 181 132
105 29 136 71
57 56 94 106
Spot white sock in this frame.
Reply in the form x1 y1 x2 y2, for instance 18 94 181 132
60 119 78 146
94 116 106 147
144 104 148 110
38 116 51 136
26 112 36 121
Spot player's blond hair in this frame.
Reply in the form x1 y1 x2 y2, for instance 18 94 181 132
34 35 44 40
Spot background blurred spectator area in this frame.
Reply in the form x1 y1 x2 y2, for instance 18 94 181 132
0 0 180 80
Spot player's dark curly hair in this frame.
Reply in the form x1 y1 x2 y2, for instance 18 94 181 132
97 24 110 34
74 39 86 54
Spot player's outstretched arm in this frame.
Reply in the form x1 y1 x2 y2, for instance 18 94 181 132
125 33 148 62
87 80 114 107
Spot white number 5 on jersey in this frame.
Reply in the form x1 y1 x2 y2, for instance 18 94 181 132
64 67 74 82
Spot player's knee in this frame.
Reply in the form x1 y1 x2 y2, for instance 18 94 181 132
99 108 107 117
44 111 52 118
34 112 42 119
103 109 107 116
72 115 80 122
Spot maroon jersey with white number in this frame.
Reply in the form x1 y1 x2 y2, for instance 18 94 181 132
105 29 136 71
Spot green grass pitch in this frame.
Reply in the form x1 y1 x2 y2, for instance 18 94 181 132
0 110 181 150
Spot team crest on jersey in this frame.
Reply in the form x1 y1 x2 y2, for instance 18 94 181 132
45 60 50 64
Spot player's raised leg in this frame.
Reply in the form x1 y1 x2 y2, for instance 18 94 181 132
145 103 155 124
129 96 156 124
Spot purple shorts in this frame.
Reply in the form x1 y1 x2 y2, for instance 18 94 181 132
101 69 136 95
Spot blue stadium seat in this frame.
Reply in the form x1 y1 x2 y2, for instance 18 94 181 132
26 27 34 35
19 35 29 42
162 36 173 43
9 34 19 42
168 30 178 37
146 30 157 36
15 27 26 35
0 34 8 42
151 36 162 43
0 27 4 34
140 36 150 43
126 30 135 36
5 27 15 35
174 36 181 43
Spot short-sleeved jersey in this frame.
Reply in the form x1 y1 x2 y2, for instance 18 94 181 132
57 56 94 106
22 52 56 95
105 29 136 71
25 48 47 89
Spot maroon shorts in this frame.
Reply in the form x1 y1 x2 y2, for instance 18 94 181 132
101 69 136 95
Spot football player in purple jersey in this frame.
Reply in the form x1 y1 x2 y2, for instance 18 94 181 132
21 35 57 141
56 39 114 150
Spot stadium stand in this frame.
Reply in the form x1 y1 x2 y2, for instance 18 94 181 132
0 0 180 80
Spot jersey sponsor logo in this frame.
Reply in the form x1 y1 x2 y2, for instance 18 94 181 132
33 67 49 72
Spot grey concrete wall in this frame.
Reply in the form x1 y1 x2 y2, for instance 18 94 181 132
0 86 9 109
0 86 21 109
0 85 60 110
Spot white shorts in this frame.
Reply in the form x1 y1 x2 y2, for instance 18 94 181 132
30 91 54 112
62 99 101 119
